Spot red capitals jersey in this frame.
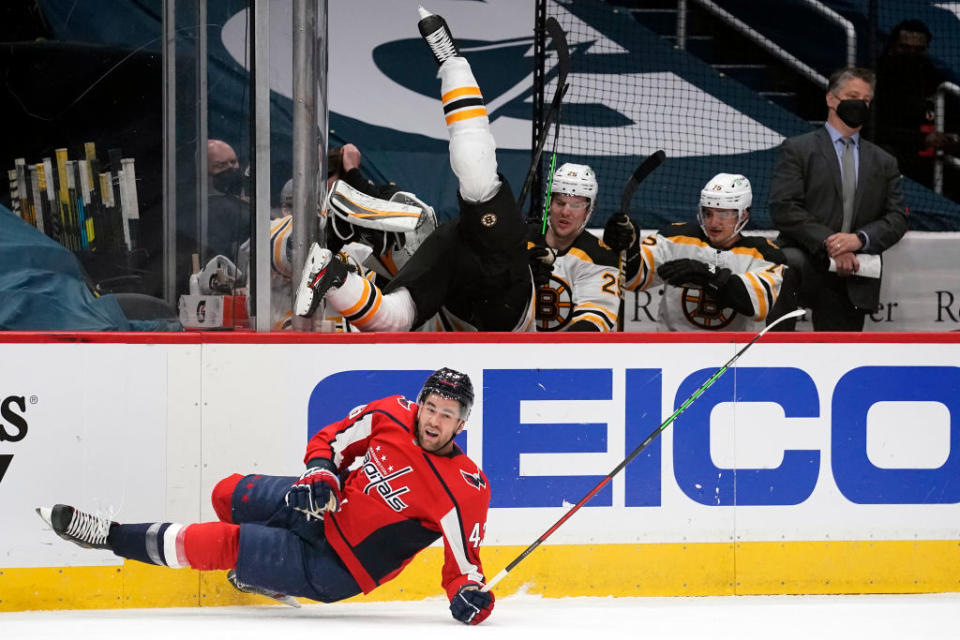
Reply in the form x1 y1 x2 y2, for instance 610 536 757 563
304 395 490 598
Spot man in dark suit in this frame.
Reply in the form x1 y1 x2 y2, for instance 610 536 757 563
769 67 909 331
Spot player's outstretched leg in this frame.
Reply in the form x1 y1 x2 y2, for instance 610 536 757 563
38 503 239 571
294 243 349 318
38 501 323 606
418 6 460 66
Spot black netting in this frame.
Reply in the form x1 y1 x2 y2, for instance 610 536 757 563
533 0 960 231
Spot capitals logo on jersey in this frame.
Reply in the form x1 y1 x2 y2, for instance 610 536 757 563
361 448 414 512
461 469 487 490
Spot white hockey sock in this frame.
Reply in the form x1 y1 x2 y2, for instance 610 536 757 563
439 57 500 203
440 57 488 133
324 272 417 331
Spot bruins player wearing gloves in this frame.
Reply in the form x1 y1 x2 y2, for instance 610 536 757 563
293 7 534 332
528 163 620 331
604 173 787 331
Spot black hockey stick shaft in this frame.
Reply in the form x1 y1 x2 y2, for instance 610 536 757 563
517 81 567 214
517 16 570 213
482 308 805 593
620 150 666 214
538 96 566 235
615 150 665 329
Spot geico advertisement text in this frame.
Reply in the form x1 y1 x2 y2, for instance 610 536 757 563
308 366 959 510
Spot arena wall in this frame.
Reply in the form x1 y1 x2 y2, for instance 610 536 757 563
1 332 958 611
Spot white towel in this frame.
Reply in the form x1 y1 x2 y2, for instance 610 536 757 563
828 253 881 278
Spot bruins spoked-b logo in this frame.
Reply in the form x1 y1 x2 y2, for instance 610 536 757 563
680 286 736 329
480 212 497 228
535 275 574 331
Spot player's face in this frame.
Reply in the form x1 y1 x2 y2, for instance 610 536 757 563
549 194 590 241
701 207 741 248
416 394 465 455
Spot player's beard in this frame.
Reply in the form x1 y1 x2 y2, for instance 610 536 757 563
416 419 457 454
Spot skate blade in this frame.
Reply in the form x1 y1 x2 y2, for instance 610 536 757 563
265 593 302 608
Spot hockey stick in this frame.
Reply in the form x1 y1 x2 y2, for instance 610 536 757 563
539 113 562 235
482 307 805 594
616 150 666 329
621 150 666 215
516 16 570 215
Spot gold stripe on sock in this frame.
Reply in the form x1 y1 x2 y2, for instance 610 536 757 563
341 278 374 317
445 107 488 125
441 86 482 104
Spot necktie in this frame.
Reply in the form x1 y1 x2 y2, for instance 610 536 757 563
840 137 856 232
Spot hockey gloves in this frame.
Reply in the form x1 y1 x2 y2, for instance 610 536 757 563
528 245 557 288
658 258 732 295
602 211 638 253
285 459 341 520
449 582 495 625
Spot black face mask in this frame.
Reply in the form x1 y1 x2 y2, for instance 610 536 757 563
836 99 870 129
212 167 245 196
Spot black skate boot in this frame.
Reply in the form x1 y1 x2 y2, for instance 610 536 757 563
418 5 460 66
36 504 115 550
227 569 301 608
294 243 349 318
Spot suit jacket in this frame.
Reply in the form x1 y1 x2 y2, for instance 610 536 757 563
769 127 908 311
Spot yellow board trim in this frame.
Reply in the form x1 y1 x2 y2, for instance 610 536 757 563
3 540 958 612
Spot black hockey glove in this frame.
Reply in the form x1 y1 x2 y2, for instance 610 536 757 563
285 458 341 520
603 211 638 253
658 258 736 298
450 582 495 625
528 245 557 288
657 258 714 288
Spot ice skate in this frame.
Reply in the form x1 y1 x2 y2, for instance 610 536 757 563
227 569 301 608
36 504 115 550
418 5 460 66
294 243 349 317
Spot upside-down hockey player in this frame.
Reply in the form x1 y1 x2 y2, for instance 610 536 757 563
293 7 535 332
37 367 495 625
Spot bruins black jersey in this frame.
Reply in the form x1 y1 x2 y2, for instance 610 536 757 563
385 178 534 331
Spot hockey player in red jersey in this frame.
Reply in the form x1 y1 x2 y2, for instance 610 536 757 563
37 367 495 625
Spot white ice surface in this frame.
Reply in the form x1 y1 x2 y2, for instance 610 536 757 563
2 593 959 640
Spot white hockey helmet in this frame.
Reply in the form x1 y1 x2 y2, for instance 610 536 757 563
698 172 752 240
550 163 598 227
